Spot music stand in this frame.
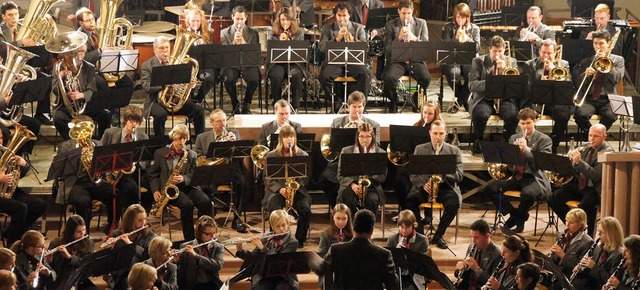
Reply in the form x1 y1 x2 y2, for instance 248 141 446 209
339 152 387 211
46 147 82 225
434 42 477 112
386 247 456 290
269 133 315 153
532 249 575 290
560 39 595 67
263 252 311 278
268 40 309 114
391 41 430 112
572 0 614 18
608 94 635 152
150 63 194 127
329 128 358 158
65 244 137 290
191 162 235 223
326 42 367 114
264 156 311 215
512 41 534 61
389 125 430 165
530 80 575 115
99 49 139 74
220 43 262 115
366 8 400 30
485 74 528 109
188 43 222 111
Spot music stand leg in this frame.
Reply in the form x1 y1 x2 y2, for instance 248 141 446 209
492 185 508 233
446 64 463 114
535 206 559 247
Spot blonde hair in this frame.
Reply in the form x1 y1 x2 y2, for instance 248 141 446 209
128 263 157 290
269 209 290 228
397 209 418 229
0 269 16 289
185 9 211 43
594 3 610 15
169 124 190 140
599 216 624 252
414 100 442 127
149 236 172 262
565 208 587 230
10 230 44 253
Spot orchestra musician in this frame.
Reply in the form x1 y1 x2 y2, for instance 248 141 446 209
263 125 311 248
570 217 624 290
514 263 541 290
525 39 572 153
11 230 57 290
581 4 618 42
267 8 306 111
177 216 224 290
382 0 430 113
385 210 429 290
469 35 519 154
442 3 480 111
128 263 158 290
318 2 368 113
454 219 503 290
407 120 463 249
318 203 354 258
143 236 178 290
487 108 552 233
347 0 384 38
549 124 613 236
572 30 624 136
548 209 595 281
0 248 16 272
337 122 386 215
220 6 261 114
0 269 17 290
45 215 95 290
258 100 303 147
483 235 532 290
235 209 299 290
141 36 206 139
516 7 555 50
604 235 640 290
184 9 216 104
280 0 315 28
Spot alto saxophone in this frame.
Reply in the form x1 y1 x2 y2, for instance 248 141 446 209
284 144 299 212
429 140 442 203
150 148 188 218
357 145 371 209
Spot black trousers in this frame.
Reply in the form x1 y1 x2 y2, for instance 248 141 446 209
319 162 338 210
268 191 311 244
69 179 114 232
550 183 599 236
443 64 471 110
339 185 380 216
407 187 459 237
53 107 110 140
471 99 518 142
383 62 431 105
148 100 205 139
489 175 541 227
0 188 46 245
0 115 40 155
394 169 412 212
169 185 213 241
268 64 304 109
94 74 135 110
223 67 260 108
544 104 573 149
114 175 141 224
320 64 369 104
574 97 617 134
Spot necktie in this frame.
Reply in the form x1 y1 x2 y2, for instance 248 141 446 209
362 4 368 27
201 246 209 258
598 249 609 265
90 32 98 47
125 133 132 143
591 72 604 100
514 135 528 180
12 29 17 41
162 60 168 66
578 148 595 189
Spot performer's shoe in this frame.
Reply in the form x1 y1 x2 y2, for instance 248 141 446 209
233 219 248 233
35 113 53 125
432 235 448 249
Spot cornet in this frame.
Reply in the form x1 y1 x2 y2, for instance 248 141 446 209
403 18 410 42
340 20 354 42
456 25 469 42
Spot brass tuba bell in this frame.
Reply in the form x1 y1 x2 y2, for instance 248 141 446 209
250 145 270 169
46 31 89 117
16 0 62 45
0 43 38 127
320 133 339 162
96 0 134 86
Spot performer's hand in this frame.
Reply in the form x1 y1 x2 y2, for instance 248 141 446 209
607 276 621 287
21 38 37 47
569 149 582 165
456 260 466 271
515 137 528 152
350 183 361 195
496 57 506 71
585 67 597 77
0 170 14 184
28 271 37 284
227 131 236 141
184 245 196 256
486 276 501 290
466 257 480 271
586 31 594 40
543 58 555 71
280 33 289 41
68 92 84 100
279 187 288 197
551 244 565 258
581 256 595 269
370 30 378 39
38 263 50 276
423 181 432 194
235 242 244 251
250 236 264 250
171 175 184 184
15 156 27 167
57 245 72 259
153 191 162 202
120 234 132 245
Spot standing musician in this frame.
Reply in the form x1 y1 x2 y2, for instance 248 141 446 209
407 120 463 249
320 91 380 210
149 124 213 241
280 0 315 28
178 216 224 290
235 209 300 290
141 36 205 139
382 0 430 113
548 209 595 282
525 39 572 153
11 230 57 290
516 7 555 50
318 203 354 258
143 237 178 290
483 235 533 290
468 35 519 154
572 30 624 136
549 124 613 236
604 235 640 290
386 210 429 290
263 125 311 248
318 2 368 113
337 122 386 215
487 108 552 233
220 6 261 114
442 3 480 111
571 217 624 290
46 215 95 290
347 0 384 38
268 8 306 111
454 219 503 290
258 100 303 147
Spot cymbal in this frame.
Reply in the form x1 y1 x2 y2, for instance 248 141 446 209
303 28 320 36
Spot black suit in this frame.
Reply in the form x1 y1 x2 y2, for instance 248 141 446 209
0 165 46 246
454 241 504 290
266 32 307 109
220 24 261 112
572 245 624 290
14 250 56 290
549 229 594 278
47 237 95 290
348 0 384 27
442 21 481 110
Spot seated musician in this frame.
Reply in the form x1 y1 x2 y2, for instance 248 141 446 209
337 122 386 215
148 124 213 241
143 237 178 290
46 215 95 290
11 230 57 290
320 91 380 209
0 129 46 246
280 0 315 28
487 108 552 233
382 0 430 113
141 36 205 139
516 7 555 50
572 30 623 137
0 269 17 290
258 100 303 147
483 235 533 290
515 263 541 290
385 210 429 290
549 124 613 236
194 109 247 233
184 9 217 104
318 204 354 258
442 3 480 111
263 125 311 248
128 263 157 290
220 6 260 114
235 209 300 289
347 0 384 38
525 39 571 153
605 235 640 290
178 216 224 290
0 248 16 272
469 35 519 154
318 2 369 113
407 120 463 249
52 42 110 140
548 209 595 283
571 217 624 290
454 219 503 290
580 4 618 42
267 8 306 111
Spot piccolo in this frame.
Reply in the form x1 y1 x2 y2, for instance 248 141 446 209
45 235 90 256
100 224 149 248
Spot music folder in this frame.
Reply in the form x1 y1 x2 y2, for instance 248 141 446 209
150 63 193 87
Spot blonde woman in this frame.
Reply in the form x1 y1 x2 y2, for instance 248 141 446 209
0 269 17 290
144 237 177 290
549 208 594 279
10 231 56 290
128 263 157 290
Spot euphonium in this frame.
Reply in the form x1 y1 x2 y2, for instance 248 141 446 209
16 0 62 45
69 121 102 183
96 0 134 86
157 26 201 112
549 45 569 81
150 148 188 218
0 123 37 199
341 20 354 42
574 30 621 107
429 141 442 203
46 32 89 117
0 43 37 127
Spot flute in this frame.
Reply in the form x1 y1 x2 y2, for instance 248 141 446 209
45 235 90 256
100 224 149 248
32 253 44 288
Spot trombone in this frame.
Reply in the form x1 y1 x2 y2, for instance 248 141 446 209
573 30 621 107
494 41 519 113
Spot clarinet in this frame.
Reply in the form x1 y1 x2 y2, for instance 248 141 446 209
549 231 567 257
454 244 477 287
569 239 599 283
603 258 627 290
481 258 506 290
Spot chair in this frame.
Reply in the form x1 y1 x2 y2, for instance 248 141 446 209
419 202 459 244
330 76 356 113
145 114 193 146
500 190 550 236
565 200 581 208
397 75 418 113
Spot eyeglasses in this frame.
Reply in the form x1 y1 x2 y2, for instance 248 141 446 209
358 135 373 139
201 231 216 237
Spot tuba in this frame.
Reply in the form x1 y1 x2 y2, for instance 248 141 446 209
96 0 134 86
46 32 89 117
0 124 37 199
157 26 201 112
0 43 37 127
69 121 102 183
150 148 188 218
16 0 62 45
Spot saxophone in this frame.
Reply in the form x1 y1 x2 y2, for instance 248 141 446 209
357 145 371 209
429 140 442 203
150 148 188 218
284 144 299 212
0 124 37 199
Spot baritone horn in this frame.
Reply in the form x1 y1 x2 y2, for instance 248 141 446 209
157 26 201 111
16 0 62 45
46 31 89 117
573 30 620 107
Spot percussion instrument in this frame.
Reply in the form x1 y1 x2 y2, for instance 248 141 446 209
134 21 176 33
131 33 175 72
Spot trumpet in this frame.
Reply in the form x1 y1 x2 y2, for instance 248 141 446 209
341 20 354 42
456 25 469 42
454 244 477 287
44 235 90 256
518 24 534 41
573 30 621 107
280 25 291 41
403 18 410 42
99 224 150 248
603 258 627 290
234 24 245 44
569 238 599 282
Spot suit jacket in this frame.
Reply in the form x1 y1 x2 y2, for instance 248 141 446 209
508 130 552 198
386 232 429 289
383 17 429 64
100 127 149 145
14 250 57 290
409 142 464 205
194 129 241 156
574 142 614 195
55 139 102 205
323 236 399 290
348 0 384 26
550 229 594 277
262 149 310 209
78 27 101 65
258 120 303 146
51 60 97 113
572 54 624 100
178 239 224 289
454 241 503 289
148 146 198 193
48 237 94 290
515 23 555 46
236 233 299 289
526 57 571 81
319 21 367 54
468 54 519 113
331 115 381 144
280 0 316 27
579 245 624 290
442 21 481 51
108 229 156 290
220 24 260 46
337 145 387 204
0 23 22 47
143 258 178 290
140 56 164 118
318 229 352 258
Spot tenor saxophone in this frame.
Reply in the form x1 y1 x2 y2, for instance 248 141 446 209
284 144 299 212
150 148 188 218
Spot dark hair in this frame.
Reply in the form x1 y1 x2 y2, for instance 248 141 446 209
333 2 351 16
273 7 300 36
195 215 217 242
353 209 375 234
490 35 505 49
517 262 541 287
592 30 611 42
517 108 538 121
329 203 354 239
398 0 413 10
355 122 374 149
62 214 90 254
503 235 533 263
624 235 640 277
1 1 18 15
470 219 491 235
122 106 143 124
232 6 247 16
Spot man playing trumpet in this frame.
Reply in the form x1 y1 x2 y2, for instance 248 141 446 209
516 6 555 52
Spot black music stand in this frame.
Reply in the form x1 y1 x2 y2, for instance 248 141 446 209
188 43 222 112
633 96 640 126
191 162 235 223
386 247 456 290
532 249 575 290
434 42 477 112
97 49 139 109
391 41 430 112
206 140 255 159
389 125 430 164
512 40 534 61
326 42 368 114
220 43 262 115
265 156 311 215
485 74 528 109
339 153 387 211
268 40 309 113
47 147 82 235
232 0 269 26
530 80 575 115
263 252 311 278
269 133 315 153
150 63 194 129
65 244 137 290
608 94 635 152
366 8 399 30
329 128 358 158
560 39 595 67
572 0 614 18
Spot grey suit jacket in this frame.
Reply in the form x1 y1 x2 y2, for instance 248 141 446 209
280 0 315 27
236 234 299 289
51 59 97 113
258 120 303 146
220 24 260 46
386 233 429 289
384 17 429 63
550 229 594 277
262 149 310 209
442 22 481 51
100 127 149 145
337 145 387 204
148 146 198 193
572 54 624 99
194 129 241 156
319 21 367 53
508 130 552 197
409 142 464 205
55 139 102 205
526 57 571 81
78 27 101 65
515 23 555 46
574 142 614 195
331 115 381 145
178 239 224 288
348 0 384 26
455 241 503 287
318 229 352 258
468 54 519 113
143 258 178 290
140 56 163 117
0 23 22 47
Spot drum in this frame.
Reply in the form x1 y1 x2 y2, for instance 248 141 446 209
132 33 176 72
134 21 176 33
368 39 384 56
308 41 325 66
255 26 272 53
